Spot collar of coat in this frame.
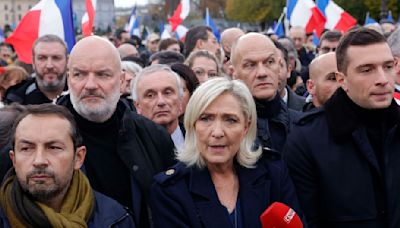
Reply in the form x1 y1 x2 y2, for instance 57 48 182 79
324 87 400 141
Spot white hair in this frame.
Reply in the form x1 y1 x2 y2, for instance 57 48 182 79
177 77 262 168
131 64 183 101
121 61 142 75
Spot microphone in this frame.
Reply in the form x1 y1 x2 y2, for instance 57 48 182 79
260 202 303 228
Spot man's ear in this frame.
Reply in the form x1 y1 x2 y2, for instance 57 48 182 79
306 79 315 96
9 150 15 166
134 101 142 114
287 65 293 78
74 146 86 170
335 72 348 92
196 39 205 49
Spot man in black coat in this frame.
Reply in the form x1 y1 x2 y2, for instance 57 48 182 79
232 33 298 152
284 28 400 228
59 36 175 227
5 35 68 105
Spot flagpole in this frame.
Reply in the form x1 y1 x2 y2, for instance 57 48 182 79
274 11 285 33
283 7 289 37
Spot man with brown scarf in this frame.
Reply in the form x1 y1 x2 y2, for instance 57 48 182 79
0 104 135 227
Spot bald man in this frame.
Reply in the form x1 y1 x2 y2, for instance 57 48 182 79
305 52 339 111
57 36 175 227
118 43 139 59
220 28 245 76
231 32 299 152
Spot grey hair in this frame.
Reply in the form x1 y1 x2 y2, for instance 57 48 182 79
131 64 184 101
388 28 400 57
121 61 142 75
177 77 262 169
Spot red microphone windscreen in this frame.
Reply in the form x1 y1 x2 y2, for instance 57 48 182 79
260 202 303 228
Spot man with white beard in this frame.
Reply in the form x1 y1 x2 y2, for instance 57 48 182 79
57 36 175 227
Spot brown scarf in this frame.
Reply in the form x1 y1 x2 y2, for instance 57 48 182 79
0 169 94 228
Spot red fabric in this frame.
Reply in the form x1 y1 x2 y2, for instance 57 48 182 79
5 10 41 64
82 0 95 37
334 11 357 32
169 3 183 32
394 92 400 100
305 7 327 37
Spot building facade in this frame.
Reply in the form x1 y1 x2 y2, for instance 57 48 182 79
73 0 115 31
0 0 38 28
0 0 115 31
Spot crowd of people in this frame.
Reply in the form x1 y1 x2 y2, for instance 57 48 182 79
0 18 400 228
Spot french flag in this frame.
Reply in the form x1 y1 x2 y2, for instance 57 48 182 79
82 0 96 37
5 0 75 64
317 0 357 32
126 5 140 37
286 0 326 36
169 0 190 32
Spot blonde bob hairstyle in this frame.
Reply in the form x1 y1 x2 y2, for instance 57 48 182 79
177 77 262 168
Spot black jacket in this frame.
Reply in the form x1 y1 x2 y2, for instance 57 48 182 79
150 149 303 228
58 96 176 227
255 94 300 153
283 88 400 228
286 85 306 111
4 77 53 105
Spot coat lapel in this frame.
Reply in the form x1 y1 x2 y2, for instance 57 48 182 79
189 167 232 228
352 128 381 176
237 163 270 228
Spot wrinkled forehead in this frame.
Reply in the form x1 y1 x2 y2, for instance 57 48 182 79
69 38 121 70
233 34 276 61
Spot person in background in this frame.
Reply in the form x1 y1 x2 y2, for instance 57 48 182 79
149 51 185 65
274 41 306 111
231 33 298 152
220 28 245 77
140 33 160 66
120 61 142 111
387 28 400 96
317 30 342 55
158 38 181 53
304 52 339 111
118 43 139 59
132 64 184 149
0 43 13 66
0 66 28 106
184 25 220 58
150 77 302 227
0 104 135 227
5 35 67 105
185 50 221 84
170 63 199 120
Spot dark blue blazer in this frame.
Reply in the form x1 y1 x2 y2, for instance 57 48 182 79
150 151 302 228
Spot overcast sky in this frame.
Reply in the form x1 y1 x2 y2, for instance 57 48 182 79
114 0 148 8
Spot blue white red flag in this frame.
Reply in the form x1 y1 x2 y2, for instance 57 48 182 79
0 27 4 42
126 5 140 37
205 8 220 41
286 0 326 37
169 0 190 32
364 12 378 26
316 0 356 32
82 0 96 36
5 0 75 63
